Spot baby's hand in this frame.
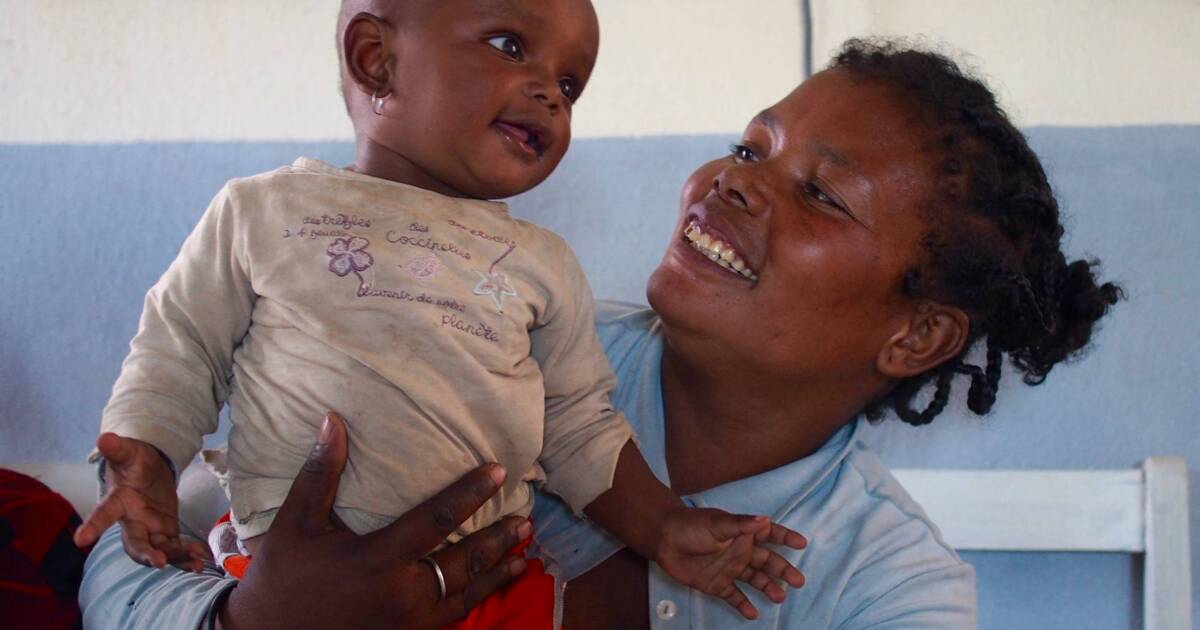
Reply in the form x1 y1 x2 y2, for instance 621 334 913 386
653 507 807 620
73 433 207 572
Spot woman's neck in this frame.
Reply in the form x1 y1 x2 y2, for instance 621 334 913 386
658 339 869 496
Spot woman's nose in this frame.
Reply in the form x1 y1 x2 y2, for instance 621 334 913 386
712 167 765 216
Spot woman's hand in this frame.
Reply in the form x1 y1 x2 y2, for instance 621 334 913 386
217 412 530 630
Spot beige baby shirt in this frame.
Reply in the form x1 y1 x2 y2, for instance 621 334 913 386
102 158 632 540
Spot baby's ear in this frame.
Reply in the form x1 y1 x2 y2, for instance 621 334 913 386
877 300 969 378
342 12 394 97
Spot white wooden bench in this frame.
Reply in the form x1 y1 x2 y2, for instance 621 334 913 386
7 457 1193 629
894 457 1192 630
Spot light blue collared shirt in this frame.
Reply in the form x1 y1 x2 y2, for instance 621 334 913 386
78 301 976 629
532 302 977 628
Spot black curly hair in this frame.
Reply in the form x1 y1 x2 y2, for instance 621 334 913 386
829 38 1124 425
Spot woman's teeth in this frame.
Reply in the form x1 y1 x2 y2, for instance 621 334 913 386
683 221 757 281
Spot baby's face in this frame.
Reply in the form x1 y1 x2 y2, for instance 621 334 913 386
376 0 599 199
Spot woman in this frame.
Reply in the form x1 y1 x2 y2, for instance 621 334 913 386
540 39 1116 628
79 40 1119 628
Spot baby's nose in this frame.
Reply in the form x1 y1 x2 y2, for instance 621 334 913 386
523 82 560 111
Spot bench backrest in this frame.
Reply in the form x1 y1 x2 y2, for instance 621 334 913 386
894 457 1192 630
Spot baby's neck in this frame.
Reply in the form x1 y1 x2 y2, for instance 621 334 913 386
351 137 472 200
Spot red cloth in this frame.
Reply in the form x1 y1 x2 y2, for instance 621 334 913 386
0 469 88 630
443 533 555 630
216 513 555 629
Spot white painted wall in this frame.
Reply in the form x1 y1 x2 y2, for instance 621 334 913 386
811 0 1200 127
8 0 1194 143
0 0 803 143
1 1 351 143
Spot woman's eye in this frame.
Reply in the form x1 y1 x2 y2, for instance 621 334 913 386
486 35 523 59
808 184 833 204
805 182 844 211
729 143 757 163
558 77 579 102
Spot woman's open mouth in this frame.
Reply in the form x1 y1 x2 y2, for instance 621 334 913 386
682 219 758 281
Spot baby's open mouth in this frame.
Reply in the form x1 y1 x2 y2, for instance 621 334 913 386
683 219 757 281
494 120 545 157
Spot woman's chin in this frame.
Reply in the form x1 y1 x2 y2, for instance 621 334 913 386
647 264 685 315
647 260 720 334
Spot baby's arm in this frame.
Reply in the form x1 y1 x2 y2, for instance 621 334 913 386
583 440 808 620
78 184 256 568
530 244 804 618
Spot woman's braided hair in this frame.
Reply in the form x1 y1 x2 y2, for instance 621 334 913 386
833 39 1124 425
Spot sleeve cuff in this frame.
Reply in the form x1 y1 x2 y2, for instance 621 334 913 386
99 415 201 478
204 582 239 630
90 442 179 495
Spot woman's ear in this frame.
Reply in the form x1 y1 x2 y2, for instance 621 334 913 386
343 12 394 98
877 301 970 378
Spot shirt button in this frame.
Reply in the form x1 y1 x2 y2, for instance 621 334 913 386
656 599 677 620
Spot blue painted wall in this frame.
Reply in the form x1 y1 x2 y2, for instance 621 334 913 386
1 128 1196 628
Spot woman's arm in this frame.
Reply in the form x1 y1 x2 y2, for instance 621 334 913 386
79 413 529 630
80 525 237 629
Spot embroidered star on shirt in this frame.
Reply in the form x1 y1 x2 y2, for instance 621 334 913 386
473 270 517 313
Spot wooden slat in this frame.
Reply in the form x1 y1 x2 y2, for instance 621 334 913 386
892 468 1146 552
1143 457 1192 630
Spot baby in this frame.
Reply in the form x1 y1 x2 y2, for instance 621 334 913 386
74 0 804 621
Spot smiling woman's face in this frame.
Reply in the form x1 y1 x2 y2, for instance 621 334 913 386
648 69 944 385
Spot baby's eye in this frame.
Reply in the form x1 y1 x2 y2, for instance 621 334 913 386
487 35 523 60
729 143 758 163
558 77 580 102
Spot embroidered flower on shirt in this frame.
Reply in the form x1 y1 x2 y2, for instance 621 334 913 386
326 237 374 277
473 270 517 313
401 254 440 281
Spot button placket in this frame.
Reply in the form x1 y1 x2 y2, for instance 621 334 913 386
655 598 677 620
649 562 687 627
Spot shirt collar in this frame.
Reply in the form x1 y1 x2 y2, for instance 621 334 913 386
603 305 864 521
686 419 861 520
290 157 510 216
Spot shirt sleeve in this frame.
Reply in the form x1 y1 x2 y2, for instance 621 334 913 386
836 563 977 630
99 183 256 472
529 241 633 515
832 515 978 630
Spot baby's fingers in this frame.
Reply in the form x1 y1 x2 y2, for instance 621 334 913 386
149 533 209 573
751 546 806 588
738 567 786 603
756 522 808 550
708 512 770 542
122 519 167 568
721 584 759 620
74 486 137 548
